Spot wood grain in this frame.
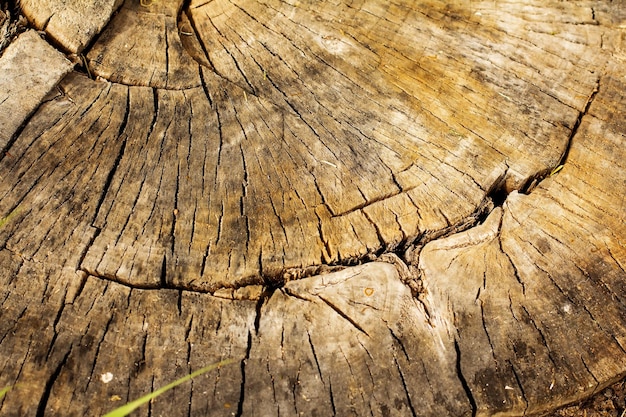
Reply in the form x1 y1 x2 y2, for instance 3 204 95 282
0 0 625 416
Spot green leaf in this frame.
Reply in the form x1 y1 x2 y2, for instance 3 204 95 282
102 359 235 417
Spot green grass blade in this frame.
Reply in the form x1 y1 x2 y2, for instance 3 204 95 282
0 208 20 229
102 359 234 417
0 386 12 399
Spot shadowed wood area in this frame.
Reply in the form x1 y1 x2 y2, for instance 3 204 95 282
0 0 625 416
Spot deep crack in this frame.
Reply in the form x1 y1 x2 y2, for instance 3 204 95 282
455 339 478 417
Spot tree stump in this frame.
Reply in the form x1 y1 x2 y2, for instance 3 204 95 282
1 1 625 415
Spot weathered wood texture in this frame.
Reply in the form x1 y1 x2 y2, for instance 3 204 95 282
1 0 625 416
0 30 72 149
19 0 123 53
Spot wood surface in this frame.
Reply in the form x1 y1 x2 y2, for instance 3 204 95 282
1 0 625 416
0 30 72 150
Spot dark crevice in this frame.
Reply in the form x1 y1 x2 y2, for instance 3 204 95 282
0 305 25 346
590 7 597 24
183 4 217 73
36 346 72 417
133 332 148 379
235 330 253 417
83 191 493 294
307 331 324 385
292 363 302 416
267 360 278 406
147 376 155 417
498 231 526 295
164 23 170 86
204 13 255 94
76 227 101 277
361 209 388 251
317 294 369 337
177 289 183 316
581 355 599 387
160 255 168 288
185 314 194 341
508 361 529 415
198 68 214 107
479 300 496 355
520 77 600 195
476 170 507 224
393 357 418 417
559 77 600 167
186 344 193 417
253 285 277 334
389 328 411 361
328 380 337 416
86 313 115 391
44 303 67 361
454 339 478 417
486 182 508 210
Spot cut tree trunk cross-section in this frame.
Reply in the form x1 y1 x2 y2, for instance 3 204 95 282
0 1 625 416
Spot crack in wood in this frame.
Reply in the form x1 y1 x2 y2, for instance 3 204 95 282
306 330 324 386
35 346 72 417
508 360 529 415
235 330 253 417
393 356 418 417
454 339 478 417
523 77 601 194
3 2 626 416
521 306 559 371
328 379 337 417
316 294 370 337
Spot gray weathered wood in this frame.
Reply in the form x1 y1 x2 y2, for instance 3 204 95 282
0 30 72 150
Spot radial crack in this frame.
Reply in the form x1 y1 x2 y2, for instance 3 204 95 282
316 294 369 337
393 357 418 417
36 346 72 417
454 339 478 417
235 330 252 417
557 77 600 168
